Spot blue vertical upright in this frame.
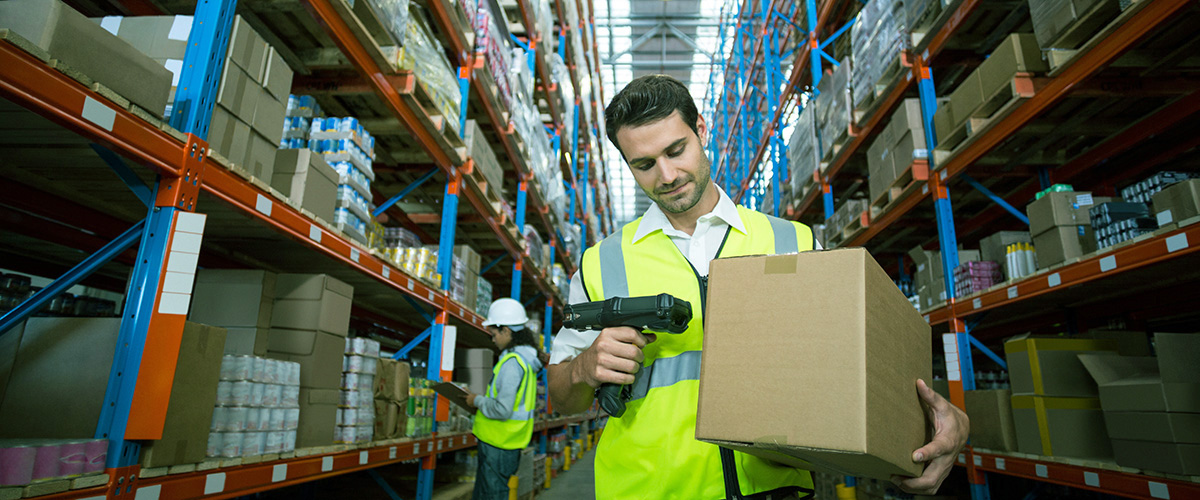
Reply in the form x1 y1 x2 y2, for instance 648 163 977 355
512 179 528 300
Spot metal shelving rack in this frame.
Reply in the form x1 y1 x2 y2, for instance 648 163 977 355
0 0 609 496
708 0 1200 498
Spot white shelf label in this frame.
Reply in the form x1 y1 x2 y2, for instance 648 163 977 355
413 443 420 454
1007 286 1018 299
1099 256 1117 272
972 298 981 310
923 314 930 323
958 453 966 464
272 464 287 483
462 436 468 444
1084 471 1099 487
1166 233 1188 253
309 225 322 242
389 447 397 459
428 291 436 301
1158 209 1173 226
351 248 360 262
407 278 414 289
995 458 1005 470
438 440 444 451
442 326 457 372
1048 273 1061 287
204 473 226 494
170 231 203 254
256 194 273 216
973 455 982 466
1149 481 1170 499
427 442 433 453
322 456 333 472
383 267 390 279
940 170 948 181
82 96 116 131
359 451 369 465
1035 464 1048 478
134 484 162 500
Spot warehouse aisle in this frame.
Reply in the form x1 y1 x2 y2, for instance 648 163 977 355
538 451 596 500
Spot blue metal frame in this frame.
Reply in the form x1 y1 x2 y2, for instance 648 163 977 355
962 174 1030 225
92 144 153 207
375 166 440 217
368 469 405 500
402 295 436 324
481 253 508 274
437 180 461 291
512 181 528 300
169 0 238 138
394 326 435 360
969 334 1008 369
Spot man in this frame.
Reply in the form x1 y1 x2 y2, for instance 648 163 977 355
547 75 968 499
465 298 544 500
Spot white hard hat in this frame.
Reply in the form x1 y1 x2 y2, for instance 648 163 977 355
483 298 529 327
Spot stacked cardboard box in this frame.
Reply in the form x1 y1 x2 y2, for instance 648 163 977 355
517 447 535 496
1079 333 1200 475
867 99 928 202
476 277 494 316
850 0 913 109
815 60 852 160
965 389 1018 452
454 348 494 396
1026 191 1103 268
270 149 339 223
934 34 1047 151
454 245 482 310
189 269 277 356
0 318 225 468
266 274 354 447
1152 178 1200 227
373 357 410 440
1028 0 1122 50
0 0 172 114
908 246 981 310
464 120 507 198
1123 171 1200 204
1005 334 1119 459
823 198 869 246
788 107 820 197
978 230 1032 280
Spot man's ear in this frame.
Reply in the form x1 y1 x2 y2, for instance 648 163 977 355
695 114 708 146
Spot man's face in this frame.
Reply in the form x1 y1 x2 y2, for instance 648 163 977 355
615 111 711 214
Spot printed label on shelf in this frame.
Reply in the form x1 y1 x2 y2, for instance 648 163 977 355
943 334 958 354
413 443 420 454
309 225 322 242
170 231 203 254
158 292 191 315
973 298 981 310
1076 194 1093 206
971 454 981 466
1149 481 1170 499
134 484 162 500
165 248 199 274
1048 273 1061 287
957 453 966 464
81 96 116 131
1100 256 1117 272
322 456 333 472
428 291 436 302
1035 464 1048 478
272 464 287 483
176 211 207 234
383 266 390 279
351 248 360 262
462 436 468 444
359 451 368 465
389 447 397 459
162 271 195 294
1158 209 1174 226
918 263 926 272
256 194 273 216
438 440 444 451
427 442 433 453
940 170 948 181
1166 233 1188 253
204 473 226 494
1007 286 1018 299
442 326 457 372
1084 471 1099 487
407 278 414 289
923 184 929 195
995 458 1005 470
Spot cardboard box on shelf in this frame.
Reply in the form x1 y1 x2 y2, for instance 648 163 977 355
1032 225 1095 268
1011 395 1111 459
296 387 338 447
978 230 1032 268
932 102 955 147
1111 440 1200 476
1077 333 1200 413
223 327 270 356
1083 329 1151 356
244 130 277 180
228 15 267 81
271 149 339 223
0 0 173 114
454 366 491 396
1151 179 1200 226
262 47 293 102
216 62 255 123
1026 191 1095 235
266 328 345 389
189 269 277 329
948 72 984 126
139 322 226 468
965 389 1018 452
373 359 410 440
1030 0 1122 50
697 248 932 480
93 15 189 59
251 87 286 145
1103 412 1200 444
271 274 354 337
977 34 1048 101
1004 334 1118 397
455 348 495 369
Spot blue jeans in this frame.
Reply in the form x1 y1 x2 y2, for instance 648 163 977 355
472 440 520 500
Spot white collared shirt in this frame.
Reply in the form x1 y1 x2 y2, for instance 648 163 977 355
548 186 820 364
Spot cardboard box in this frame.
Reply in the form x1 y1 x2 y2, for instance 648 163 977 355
1004 334 1118 397
948 72 984 124
920 277 947 310
867 135 896 202
211 107 252 165
1011 395 1111 458
223 327 270 356
885 99 926 150
454 366 491 396
1078 333 1200 413
189 269 277 330
964 389 1018 452
266 328 345 389
296 387 338 447
1084 329 1151 356
216 62 254 122
1103 412 1200 443
262 47 294 102
244 131 277 181
1027 191 1095 235
1151 179 1200 226
1033 225 1095 268
271 274 354 337
1111 440 1200 475
932 102 955 148
977 34 1048 101
455 348 494 369
228 15 267 81
373 359 410 440
0 0 173 114
978 230 1032 266
697 248 932 479
271 149 339 223
252 86 285 145
890 130 926 175
1031 0 1121 50
139 322 226 468
94 15 189 59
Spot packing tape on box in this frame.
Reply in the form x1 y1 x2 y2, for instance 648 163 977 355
1011 396 1102 456
1005 339 1117 395
764 254 798 274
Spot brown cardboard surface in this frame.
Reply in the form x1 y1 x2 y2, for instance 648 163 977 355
189 269 277 329
932 102 955 146
1027 191 1094 235
978 34 1048 100
890 131 925 177
271 274 354 337
271 149 338 223
979 231 1032 267
455 348 494 369
94 15 188 60
0 321 23 409
1011 395 1111 459
228 16 266 81
266 328 345 389
217 63 255 123
964 389 1017 452
140 323 226 468
886 99 926 150
251 87 285 145
697 249 931 479
948 72 984 124
1078 352 1200 413
1111 440 1200 475
244 131 277 181
297 388 338 447
1004 335 1118 397
0 0 172 113
1151 179 1200 226
1083 329 1151 356
1103 412 1200 444
1033 225 1095 269
1154 332 1200 383
374 359 410 402
223 327 269 356
262 47 293 102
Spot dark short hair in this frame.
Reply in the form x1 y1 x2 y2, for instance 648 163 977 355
605 75 699 155
508 326 540 350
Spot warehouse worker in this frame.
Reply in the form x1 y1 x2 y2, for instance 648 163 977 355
464 298 544 500
547 75 969 499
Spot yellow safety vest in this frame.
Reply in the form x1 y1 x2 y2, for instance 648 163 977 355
581 206 815 500
472 352 536 450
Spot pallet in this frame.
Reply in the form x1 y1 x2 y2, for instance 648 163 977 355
1047 0 1150 75
462 158 506 218
852 52 911 125
323 0 399 75
826 209 869 249
819 124 854 164
412 0 476 57
395 72 469 165
1044 0 1126 52
869 160 930 219
933 73 1041 166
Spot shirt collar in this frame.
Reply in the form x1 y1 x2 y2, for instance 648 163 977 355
632 185 746 243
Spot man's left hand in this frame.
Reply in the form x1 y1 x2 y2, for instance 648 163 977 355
892 379 969 494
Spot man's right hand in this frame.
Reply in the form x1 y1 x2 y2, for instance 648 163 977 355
570 327 657 388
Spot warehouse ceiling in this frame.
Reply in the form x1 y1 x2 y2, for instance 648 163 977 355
596 0 725 226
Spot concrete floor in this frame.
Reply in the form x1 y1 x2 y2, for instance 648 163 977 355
536 451 596 500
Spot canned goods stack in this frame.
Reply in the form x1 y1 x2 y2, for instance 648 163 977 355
207 356 302 459
406 377 435 437
336 337 381 444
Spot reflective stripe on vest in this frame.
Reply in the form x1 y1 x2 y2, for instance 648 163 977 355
627 350 701 402
766 214 799 254
598 226 628 297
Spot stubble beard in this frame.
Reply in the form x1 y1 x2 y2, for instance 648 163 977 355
649 154 712 214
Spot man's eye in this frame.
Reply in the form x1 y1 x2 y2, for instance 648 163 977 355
666 148 684 158
635 161 654 171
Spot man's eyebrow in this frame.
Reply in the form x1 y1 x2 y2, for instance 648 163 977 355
628 137 688 166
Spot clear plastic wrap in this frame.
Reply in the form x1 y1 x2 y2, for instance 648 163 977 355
787 106 819 195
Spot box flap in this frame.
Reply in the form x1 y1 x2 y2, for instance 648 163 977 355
276 274 354 300
1077 353 1159 386
1154 333 1200 383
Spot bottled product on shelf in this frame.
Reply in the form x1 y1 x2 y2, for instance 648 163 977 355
208 356 302 458
475 277 493 316
406 378 435 438
397 6 462 133
1120 171 1200 203
335 338 381 444
1004 242 1037 281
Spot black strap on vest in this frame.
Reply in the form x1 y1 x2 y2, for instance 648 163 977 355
720 447 742 500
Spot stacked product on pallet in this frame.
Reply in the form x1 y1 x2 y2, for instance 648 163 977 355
978 230 1032 282
849 0 912 111
1026 190 1105 269
908 245 981 310
551 264 569 302
814 58 851 160
787 106 819 198
271 148 339 224
452 245 482 309
952 260 1001 298
866 99 927 204
1090 201 1153 249
0 439 109 486
822 197 868 246
208 356 301 458
524 224 548 271
336 338 379 444
282 95 322 147
374 357 410 440
475 277 494 316
364 0 410 52
463 120 507 199
551 53 577 145
307 116 378 244
1028 0 1127 53
475 1 514 111
400 7 462 134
